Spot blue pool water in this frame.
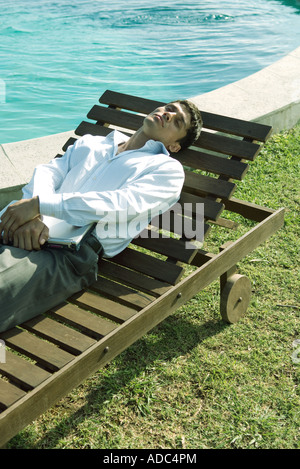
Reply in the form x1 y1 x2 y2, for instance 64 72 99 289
0 0 300 144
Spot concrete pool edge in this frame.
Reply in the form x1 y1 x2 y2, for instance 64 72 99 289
189 46 300 132
1 46 300 208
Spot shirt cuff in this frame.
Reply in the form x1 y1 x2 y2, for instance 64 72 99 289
39 193 64 219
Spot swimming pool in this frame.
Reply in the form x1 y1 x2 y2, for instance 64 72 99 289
0 0 300 143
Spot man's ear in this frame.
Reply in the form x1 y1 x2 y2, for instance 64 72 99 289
167 142 181 153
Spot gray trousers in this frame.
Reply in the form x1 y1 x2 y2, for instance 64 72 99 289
0 241 99 333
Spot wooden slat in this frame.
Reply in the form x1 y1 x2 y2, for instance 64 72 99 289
0 350 51 391
62 136 79 151
199 111 272 142
88 104 142 130
133 229 199 263
49 302 118 340
69 291 137 323
22 316 96 355
179 192 224 221
0 379 26 411
100 89 162 115
75 120 131 138
98 259 172 297
148 206 205 242
175 148 249 180
183 170 236 199
191 249 216 267
99 90 272 141
0 328 74 372
110 247 184 284
223 197 276 222
149 210 211 240
196 131 261 161
90 277 154 310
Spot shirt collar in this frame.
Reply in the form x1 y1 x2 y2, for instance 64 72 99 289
108 130 170 159
142 139 170 156
107 130 130 159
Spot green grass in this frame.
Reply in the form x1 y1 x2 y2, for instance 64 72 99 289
8 124 300 449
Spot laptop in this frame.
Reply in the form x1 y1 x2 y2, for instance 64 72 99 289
42 216 96 251
0 204 95 251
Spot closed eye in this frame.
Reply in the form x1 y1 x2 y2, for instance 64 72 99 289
165 104 185 128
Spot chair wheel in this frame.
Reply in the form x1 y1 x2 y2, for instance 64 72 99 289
220 274 251 323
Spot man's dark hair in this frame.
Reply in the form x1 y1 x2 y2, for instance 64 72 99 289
175 99 203 151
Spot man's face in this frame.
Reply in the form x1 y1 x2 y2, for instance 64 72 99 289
143 102 191 153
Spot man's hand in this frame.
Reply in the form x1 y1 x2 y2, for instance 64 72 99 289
0 197 40 244
12 217 49 251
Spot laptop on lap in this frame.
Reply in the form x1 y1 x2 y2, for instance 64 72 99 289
0 204 95 251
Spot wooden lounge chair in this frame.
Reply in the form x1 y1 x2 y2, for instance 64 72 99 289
0 90 285 447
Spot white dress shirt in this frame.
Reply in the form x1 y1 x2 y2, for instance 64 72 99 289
22 130 185 257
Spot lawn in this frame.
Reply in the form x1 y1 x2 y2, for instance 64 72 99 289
8 124 300 449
